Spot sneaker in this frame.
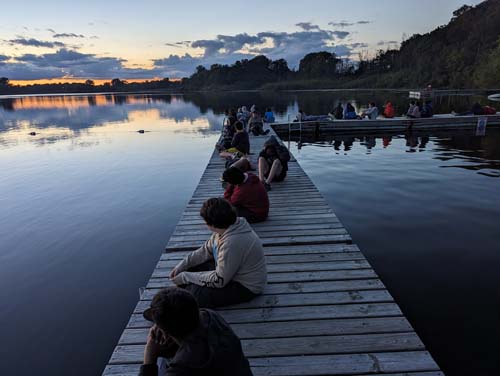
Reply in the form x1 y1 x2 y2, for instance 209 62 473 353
264 182 271 191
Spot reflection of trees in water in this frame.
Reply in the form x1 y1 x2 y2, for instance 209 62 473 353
282 129 500 177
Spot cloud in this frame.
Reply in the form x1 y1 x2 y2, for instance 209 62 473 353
0 54 10 62
377 40 400 46
7 38 66 48
53 33 85 38
3 48 161 80
165 43 182 48
295 22 320 31
329 20 371 27
47 28 56 33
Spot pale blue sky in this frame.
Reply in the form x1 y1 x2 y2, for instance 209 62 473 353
0 0 484 81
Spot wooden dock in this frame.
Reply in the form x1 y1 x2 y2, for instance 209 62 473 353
272 113 500 135
103 127 443 376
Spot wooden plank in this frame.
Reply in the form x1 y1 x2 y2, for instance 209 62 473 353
126 302 402 328
103 353 442 376
119 316 413 344
147 269 378 288
135 290 393 313
141 278 386 299
248 352 441 376
109 332 424 363
152 260 370 278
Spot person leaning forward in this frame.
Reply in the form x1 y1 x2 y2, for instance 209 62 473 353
169 198 267 308
140 287 253 376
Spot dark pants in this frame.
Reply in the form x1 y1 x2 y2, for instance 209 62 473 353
182 261 257 309
235 205 266 224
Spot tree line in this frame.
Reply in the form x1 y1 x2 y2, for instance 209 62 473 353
1 0 499 95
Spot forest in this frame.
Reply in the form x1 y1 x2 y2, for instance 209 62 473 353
1 0 499 94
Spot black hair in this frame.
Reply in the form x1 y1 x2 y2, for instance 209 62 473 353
200 198 237 229
147 288 200 339
370 102 376 106
223 167 245 185
235 121 244 131
266 107 271 112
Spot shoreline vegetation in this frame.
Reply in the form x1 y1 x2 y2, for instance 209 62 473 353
1 1 500 96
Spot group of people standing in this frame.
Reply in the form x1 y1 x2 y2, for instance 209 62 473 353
140 105 290 376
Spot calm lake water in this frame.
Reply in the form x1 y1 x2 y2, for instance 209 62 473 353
0 92 499 376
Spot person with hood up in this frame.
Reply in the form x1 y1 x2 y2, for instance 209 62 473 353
222 167 269 223
169 198 267 308
140 287 253 376
258 136 290 191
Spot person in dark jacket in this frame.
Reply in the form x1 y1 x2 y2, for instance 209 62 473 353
258 136 289 191
140 287 253 376
421 100 434 118
222 167 269 223
219 121 249 157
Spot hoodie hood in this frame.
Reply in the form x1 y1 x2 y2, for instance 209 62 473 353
220 217 252 239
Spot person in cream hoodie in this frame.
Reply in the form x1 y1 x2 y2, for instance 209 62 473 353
170 198 267 308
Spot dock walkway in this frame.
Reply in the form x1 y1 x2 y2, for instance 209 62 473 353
103 127 442 376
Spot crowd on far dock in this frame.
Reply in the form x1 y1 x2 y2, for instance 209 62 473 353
293 100 497 122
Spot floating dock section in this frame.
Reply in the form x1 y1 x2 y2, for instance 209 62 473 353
103 127 443 375
272 113 500 135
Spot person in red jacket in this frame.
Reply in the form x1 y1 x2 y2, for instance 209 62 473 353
383 101 395 118
222 167 269 223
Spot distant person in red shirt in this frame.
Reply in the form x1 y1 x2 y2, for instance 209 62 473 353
383 101 395 118
222 167 269 223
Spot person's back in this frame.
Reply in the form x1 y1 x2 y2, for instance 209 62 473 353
334 104 343 119
264 108 275 123
140 288 253 376
223 169 269 223
421 102 433 118
231 122 250 155
343 103 357 119
167 309 252 376
384 102 395 118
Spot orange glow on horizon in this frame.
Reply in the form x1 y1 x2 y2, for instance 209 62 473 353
3 94 176 111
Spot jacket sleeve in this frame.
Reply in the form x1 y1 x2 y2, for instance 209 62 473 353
228 186 244 207
174 236 215 273
178 238 246 288
223 185 234 201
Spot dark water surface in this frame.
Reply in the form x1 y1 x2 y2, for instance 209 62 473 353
0 92 499 376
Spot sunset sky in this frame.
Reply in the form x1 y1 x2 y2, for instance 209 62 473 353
1 0 483 84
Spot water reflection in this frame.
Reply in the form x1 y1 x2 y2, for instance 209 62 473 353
281 129 500 178
1 91 491 137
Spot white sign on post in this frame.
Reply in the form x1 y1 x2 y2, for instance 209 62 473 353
476 117 487 136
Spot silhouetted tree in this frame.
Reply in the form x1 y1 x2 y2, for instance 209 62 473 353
85 79 95 86
298 52 340 78
0 77 10 86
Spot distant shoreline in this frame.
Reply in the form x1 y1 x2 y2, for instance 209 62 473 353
1 88 498 100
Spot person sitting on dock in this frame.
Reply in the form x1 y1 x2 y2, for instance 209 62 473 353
248 111 269 136
140 287 253 376
219 121 249 159
331 103 344 120
343 103 357 120
383 101 395 118
258 135 290 191
216 112 237 151
421 100 434 118
296 109 307 121
222 167 269 223
406 101 421 118
360 102 379 120
264 107 275 123
169 198 267 308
